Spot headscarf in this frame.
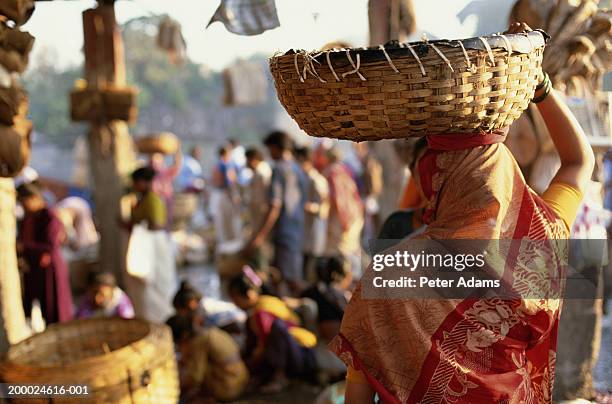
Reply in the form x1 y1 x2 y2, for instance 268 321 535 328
330 130 569 403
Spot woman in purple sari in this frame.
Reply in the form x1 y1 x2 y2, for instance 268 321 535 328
17 183 73 324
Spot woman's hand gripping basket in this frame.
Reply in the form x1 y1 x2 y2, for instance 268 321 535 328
270 30 548 141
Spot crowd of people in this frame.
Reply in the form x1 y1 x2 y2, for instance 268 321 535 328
12 129 390 401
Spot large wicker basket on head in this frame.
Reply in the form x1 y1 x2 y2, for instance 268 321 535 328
0 318 179 404
270 30 548 141
135 132 180 155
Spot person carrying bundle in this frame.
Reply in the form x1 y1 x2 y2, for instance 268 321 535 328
331 23 595 403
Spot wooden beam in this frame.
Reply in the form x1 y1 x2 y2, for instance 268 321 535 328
82 6 125 86
80 2 135 287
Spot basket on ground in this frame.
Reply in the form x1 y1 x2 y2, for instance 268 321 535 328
270 30 548 141
0 318 179 403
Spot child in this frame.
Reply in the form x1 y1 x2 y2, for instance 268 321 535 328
228 270 318 393
75 272 134 319
167 283 249 402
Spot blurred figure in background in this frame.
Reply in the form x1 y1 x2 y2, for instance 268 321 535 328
123 167 177 322
229 271 317 393
76 272 134 319
244 131 307 295
301 256 350 342
168 281 249 402
245 147 272 268
353 143 383 241
229 138 248 185
129 167 167 231
17 183 73 324
295 146 329 283
176 145 204 193
55 196 99 253
150 150 183 228
319 146 364 278
210 146 242 244
245 147 272 233
301 256 350 384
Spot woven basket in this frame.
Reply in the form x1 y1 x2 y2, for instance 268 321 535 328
0 318 179 404
135 132 180 155
270 31 548 141
0 124 27 178
70 86 138 124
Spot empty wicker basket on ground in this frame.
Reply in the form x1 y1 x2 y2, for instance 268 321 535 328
135 132 180 155
0 318 179 403
270 30 548 141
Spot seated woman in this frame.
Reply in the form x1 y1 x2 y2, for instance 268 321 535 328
168 313 249 402
76 272 134 319
301 256 351 342
167 280 245 334
228 271 318 393
331 23 595 403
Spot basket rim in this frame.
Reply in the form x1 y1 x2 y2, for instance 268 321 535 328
270 30 548 66
133 131 178 140
0 318 169 373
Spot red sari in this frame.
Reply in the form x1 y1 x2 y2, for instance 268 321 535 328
19 208 73 324
330 132 568 403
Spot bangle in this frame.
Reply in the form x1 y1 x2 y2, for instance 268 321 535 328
535 72 550 91
532 74 552 103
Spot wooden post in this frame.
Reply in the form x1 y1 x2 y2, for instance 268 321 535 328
81 3 135 284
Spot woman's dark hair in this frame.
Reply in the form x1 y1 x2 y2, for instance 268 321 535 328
88 272 116 288
166 314 195 342
228 273 261 297
294 146 312 162
263 130 293 151
317 256 350 285
245 147 264 162
409 137 428 170
131 166 156 182
172 281 202 309
16 182 42 200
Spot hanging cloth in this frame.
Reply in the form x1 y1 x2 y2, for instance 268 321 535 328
207 0 280 36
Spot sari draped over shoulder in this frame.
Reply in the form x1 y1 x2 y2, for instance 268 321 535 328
329 131 569 404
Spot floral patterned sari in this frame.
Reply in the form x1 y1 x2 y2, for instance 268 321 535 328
330 132 568 403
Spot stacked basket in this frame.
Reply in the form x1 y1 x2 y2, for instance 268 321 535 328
0 318 179 404
134 132 180 155
0 2 35 177
270 30 548 141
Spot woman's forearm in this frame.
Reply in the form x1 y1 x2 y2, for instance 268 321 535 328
535 88 594 191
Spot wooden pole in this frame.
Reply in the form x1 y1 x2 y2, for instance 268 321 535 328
81 2 135 285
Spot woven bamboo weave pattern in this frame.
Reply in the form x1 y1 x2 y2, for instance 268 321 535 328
0 318 179 404
270 31 547 141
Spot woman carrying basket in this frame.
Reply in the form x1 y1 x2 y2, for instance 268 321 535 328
331 23 594 403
